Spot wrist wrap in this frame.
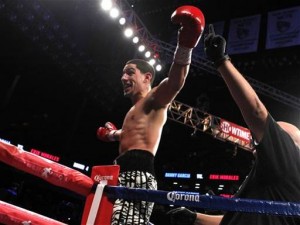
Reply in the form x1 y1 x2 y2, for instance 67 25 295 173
174 45 193 65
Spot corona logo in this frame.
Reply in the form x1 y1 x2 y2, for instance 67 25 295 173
94 175 114 183
167 192 200 203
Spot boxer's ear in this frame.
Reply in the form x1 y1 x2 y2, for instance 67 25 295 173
144 72 152 84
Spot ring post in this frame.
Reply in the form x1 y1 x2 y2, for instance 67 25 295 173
81 165 120 225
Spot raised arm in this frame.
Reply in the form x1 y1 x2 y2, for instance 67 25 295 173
204 24 268 142
153 6 205 107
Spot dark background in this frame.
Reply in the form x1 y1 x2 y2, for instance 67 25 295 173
0 0 299 224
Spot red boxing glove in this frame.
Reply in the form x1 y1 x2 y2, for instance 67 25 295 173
96 122 118 142
171 5 205 48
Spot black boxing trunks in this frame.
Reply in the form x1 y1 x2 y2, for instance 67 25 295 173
111 150 157 225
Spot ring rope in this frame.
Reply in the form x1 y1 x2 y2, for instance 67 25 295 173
104 186 300 217
1 140 300 221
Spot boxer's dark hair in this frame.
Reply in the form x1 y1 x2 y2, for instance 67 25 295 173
126 59 156 86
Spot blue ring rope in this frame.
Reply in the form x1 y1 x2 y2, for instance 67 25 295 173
104 186 300 217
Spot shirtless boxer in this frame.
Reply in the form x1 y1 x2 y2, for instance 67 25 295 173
97 5 205 225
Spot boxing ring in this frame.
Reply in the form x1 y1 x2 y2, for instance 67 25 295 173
0 140 299 225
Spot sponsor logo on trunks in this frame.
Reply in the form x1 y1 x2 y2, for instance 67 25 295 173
167 191 200 203
94 175 114 182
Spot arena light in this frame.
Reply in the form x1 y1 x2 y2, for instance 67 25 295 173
132 36 139 44
149 59 156 65
138 45 145 52
124 27 133 38
100 0 164 72
109 7 120 19
119 17 126 25
100 0 112 11
155 64 162 71
145 51 151 58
